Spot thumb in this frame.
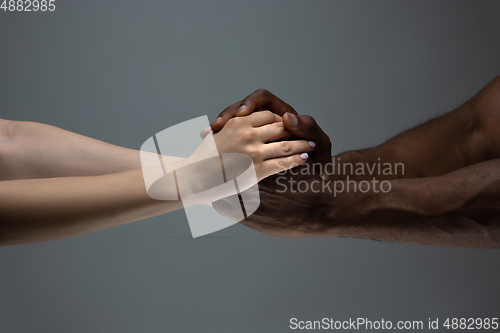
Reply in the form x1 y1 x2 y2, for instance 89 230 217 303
283 112 332 176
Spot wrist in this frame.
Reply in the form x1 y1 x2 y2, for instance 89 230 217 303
324 150 367 181
319 179 384 237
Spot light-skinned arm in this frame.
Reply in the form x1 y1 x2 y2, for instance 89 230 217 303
0 119 177 180
0 111 315 246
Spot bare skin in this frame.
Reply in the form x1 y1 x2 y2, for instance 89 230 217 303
2 74 499 248
0 112 314 246
213 74 500 248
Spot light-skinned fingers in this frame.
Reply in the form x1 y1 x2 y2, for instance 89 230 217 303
200 125 212 139
247 110 282 127
211 90 297 133
262 140 315 160
256 122 293 142
261 153 309 178
210 102 241 132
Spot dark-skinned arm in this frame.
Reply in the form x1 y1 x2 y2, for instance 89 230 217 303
331 158 500 248
333 74 500 180
236 157 500 248
213 74 500 248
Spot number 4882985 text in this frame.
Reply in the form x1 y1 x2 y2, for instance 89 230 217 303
1 0 55 11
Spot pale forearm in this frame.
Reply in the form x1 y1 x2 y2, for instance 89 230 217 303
0 169 182 246
0 119 183 180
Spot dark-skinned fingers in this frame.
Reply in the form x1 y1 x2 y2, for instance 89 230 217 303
282 113 332 169
209 89 298 134
209 101 241 133
237 89 298 117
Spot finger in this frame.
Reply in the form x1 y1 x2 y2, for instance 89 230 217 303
210 102 241 133
200 125 212 139
256 121 293 142
211 89 298 133
246 110 282 127
262 140 315 160
261 153 309 179
283 113 332 172
237 89 298 118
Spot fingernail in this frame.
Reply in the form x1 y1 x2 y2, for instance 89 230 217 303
213 116 222 123
200 125 212 139
237 105 247 114
286 113 298 127
308 141 316 148
300 153 309 160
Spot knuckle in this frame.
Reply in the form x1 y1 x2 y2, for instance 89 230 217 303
233 116 244 125
280 141 292 154
285 104 295 114
220 103 236 117
280 155 303 171
274 157 287 169
292 154 302 165
254 88 270 96
281 156 295 169
302 115 317 129
261 110 273 118
243 145 260 157
241 128 257 141
301 115 316 129
226 116 242 128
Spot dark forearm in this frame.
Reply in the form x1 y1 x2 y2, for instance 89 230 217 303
331 102 487 180
332 75 500 180
328 158 500 248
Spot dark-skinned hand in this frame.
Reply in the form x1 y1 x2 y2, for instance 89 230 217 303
205 89 332 176
210 90 338 236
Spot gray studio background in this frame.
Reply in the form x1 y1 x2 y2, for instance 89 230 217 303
1 1 500 332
